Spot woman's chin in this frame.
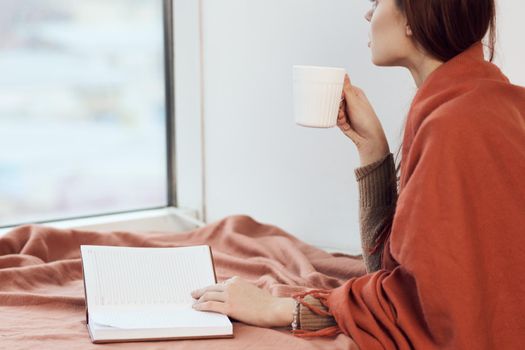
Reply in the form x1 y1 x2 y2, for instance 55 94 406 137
370 51 394 67
370 54 381 66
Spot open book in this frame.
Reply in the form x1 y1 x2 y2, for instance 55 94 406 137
80 245 233 343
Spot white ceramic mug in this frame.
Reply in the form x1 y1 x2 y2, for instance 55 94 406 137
293 65 346 128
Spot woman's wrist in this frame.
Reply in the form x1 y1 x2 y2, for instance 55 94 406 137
269 297 296 327
359 143 390 167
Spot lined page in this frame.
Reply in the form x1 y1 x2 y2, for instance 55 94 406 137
89 304 232 329
81 245 216 308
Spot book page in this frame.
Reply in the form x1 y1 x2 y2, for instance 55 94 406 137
89 304 231 329
81 245 216 309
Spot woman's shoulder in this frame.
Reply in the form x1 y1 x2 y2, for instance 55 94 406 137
408 81 525 160
424 79 525 131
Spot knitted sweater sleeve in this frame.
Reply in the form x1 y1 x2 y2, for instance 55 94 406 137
297 153 398 330
354 152 398 273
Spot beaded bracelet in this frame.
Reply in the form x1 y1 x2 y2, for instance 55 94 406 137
291 299 300 331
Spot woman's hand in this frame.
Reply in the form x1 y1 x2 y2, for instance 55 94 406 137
337 73 390 166
191 276 295 328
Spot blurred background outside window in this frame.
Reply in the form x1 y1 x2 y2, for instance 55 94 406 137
0 0 168 226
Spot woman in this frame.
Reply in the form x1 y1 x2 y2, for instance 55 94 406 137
191 0 525 348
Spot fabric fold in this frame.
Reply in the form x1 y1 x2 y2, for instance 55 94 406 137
0 215 364 349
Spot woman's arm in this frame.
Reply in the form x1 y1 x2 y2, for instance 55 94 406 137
335 74 397 270
355 152 397 272
191 152 397 332
296 153 398 329
191 155 398 330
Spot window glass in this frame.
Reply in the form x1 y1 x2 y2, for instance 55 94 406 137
0 0 168 226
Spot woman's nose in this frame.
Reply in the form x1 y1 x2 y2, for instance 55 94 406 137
364 9 372 22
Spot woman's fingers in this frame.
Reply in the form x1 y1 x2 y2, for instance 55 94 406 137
343 74 354 97
337 100 350 127
192 301 227 314
337 103 363 147
191 283 225 299
191 276 239 299
337 108 347 124
195 291 226 304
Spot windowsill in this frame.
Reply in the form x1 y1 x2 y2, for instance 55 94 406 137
0 207 205 236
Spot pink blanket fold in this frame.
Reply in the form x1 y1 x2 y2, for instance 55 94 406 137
0 214 363 349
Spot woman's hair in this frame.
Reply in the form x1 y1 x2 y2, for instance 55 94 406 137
371 0 498 258
395 0 497 62
392 0 497 188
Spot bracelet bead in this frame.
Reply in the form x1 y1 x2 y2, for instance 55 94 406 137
291 299 300 330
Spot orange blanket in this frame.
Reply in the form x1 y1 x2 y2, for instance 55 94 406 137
313 41 525 348
0 214 364 349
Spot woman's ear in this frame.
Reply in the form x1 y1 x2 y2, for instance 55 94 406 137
406 24 413 36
